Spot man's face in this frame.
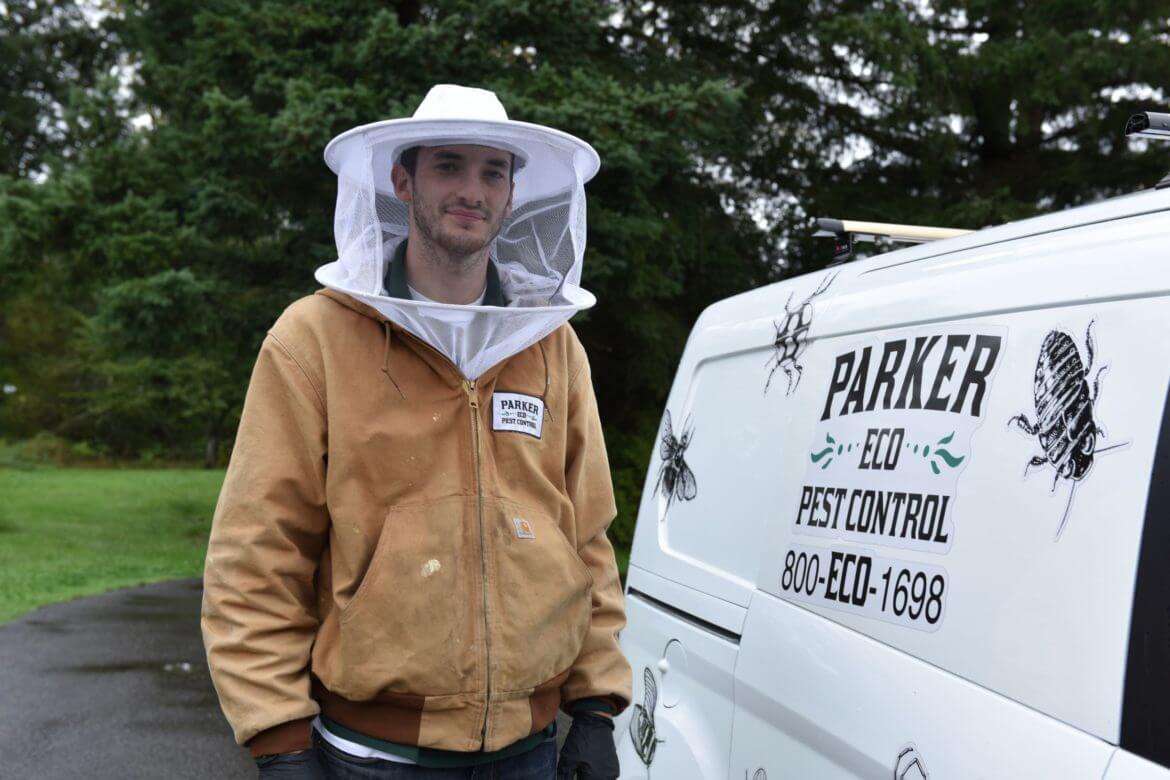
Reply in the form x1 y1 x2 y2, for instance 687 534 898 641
392 144 515 261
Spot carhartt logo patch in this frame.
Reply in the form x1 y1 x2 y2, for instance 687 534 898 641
513 517 536 539
492 392 544 439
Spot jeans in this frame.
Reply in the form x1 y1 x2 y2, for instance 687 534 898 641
310 729 558 779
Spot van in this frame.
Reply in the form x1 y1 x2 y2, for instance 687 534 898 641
614 186 1170 778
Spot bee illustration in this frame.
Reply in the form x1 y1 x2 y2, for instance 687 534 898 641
654 410 697 516
745 769 768 780
764 271 839 396
1009 321 1125 539
629 667 664 772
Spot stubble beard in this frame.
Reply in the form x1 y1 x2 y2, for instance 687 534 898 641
411 188 507 275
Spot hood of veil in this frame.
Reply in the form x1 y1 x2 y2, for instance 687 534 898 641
314 84 601 380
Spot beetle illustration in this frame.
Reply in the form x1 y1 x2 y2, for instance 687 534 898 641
764 271 839 396
1008 320 1124 539
654 410 697 516
630 667 664 773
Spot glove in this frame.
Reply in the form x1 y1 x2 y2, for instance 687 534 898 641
257 750 325 779
556 712 620 780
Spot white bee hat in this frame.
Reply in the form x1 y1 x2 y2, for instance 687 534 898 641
323 84 600 202
314 84 603 379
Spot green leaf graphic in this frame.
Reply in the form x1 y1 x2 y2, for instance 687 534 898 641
938 431 955 446
934 448 965 467
810 447 834 463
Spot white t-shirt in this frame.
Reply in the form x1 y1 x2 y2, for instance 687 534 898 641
313 716 417 765
407 283 486 324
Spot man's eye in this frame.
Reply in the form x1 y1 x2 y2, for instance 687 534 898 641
436 163 458 172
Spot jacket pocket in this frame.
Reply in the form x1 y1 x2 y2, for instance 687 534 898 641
489 499 594 691
337 495 481 699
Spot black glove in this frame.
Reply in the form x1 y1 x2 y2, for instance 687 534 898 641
257 750 325 779
556 712 620 780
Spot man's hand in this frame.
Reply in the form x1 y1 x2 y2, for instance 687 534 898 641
257 750 324 779
556 712 620 780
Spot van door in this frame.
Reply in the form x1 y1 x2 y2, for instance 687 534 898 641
720 204 1170 777
618 276 809 775
1107 384 1170 778
617 570 740 779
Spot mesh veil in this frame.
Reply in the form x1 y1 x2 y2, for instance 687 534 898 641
315 117 598 379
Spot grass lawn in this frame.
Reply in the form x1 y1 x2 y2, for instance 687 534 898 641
0 468 225 623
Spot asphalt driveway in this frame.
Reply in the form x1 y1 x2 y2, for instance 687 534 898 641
0 579 575 779
0 578 253 779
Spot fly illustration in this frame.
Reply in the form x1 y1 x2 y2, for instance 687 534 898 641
1009 321 1126 539
654 410 697 516
630 667 664 774
764 271 839 396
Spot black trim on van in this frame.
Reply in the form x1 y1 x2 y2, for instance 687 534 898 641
1120 380 1170 768
627 588 741 644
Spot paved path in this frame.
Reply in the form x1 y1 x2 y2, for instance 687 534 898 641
0 578 253 779
0 579 575 779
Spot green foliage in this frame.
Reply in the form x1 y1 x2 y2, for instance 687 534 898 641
0 1 115 177
0 0 763 508
627 0 1170 272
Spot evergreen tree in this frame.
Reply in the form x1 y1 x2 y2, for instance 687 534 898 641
626 0 1170 271
0 1 766 542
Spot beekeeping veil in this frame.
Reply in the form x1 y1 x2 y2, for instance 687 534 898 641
315 84 600 379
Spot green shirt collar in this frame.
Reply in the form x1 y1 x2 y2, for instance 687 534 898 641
384 240 508 306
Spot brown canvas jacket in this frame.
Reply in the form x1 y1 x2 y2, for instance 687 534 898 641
201 289 632 757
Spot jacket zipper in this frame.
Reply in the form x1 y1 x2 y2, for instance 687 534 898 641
463 378 492 745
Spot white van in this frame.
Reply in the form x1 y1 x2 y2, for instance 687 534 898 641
614 186 1170 779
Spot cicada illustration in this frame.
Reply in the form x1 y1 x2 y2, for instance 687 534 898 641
654 410 697 516
1009 320 1125 539
629 667 664 773
764 271 839 396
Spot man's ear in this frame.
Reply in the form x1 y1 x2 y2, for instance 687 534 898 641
391 163 412 203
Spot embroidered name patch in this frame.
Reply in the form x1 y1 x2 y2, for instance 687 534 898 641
492 392 544 439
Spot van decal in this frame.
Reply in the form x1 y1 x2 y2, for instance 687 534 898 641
795 326 1005 557
810 431 966 475
764 271 839 396
1009 320 1127 539
745 769 767 780
820 334 1001 421
629 666 664 773
778 542 948 631
654 410 697 518
895 743 930 779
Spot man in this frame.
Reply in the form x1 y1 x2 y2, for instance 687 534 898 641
202 85 631 779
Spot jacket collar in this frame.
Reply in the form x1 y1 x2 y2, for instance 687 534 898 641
313 288 511 389
384 240 509 306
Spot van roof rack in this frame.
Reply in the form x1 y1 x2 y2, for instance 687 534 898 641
814 218 974 261
1124 111 1170 189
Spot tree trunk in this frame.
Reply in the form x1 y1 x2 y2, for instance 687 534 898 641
397 1 420 26
204 432 219 469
